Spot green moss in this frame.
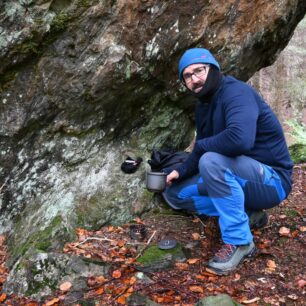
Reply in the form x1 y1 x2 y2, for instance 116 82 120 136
76 0 91 6
137 244 182 265
282 208 300 218
10 215 64 261
0 69 18 94
51 12 70 32
26 275 57 296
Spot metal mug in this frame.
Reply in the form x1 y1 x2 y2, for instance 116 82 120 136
146 171 167 192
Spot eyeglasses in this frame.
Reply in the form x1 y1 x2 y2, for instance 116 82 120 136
183 65 209 84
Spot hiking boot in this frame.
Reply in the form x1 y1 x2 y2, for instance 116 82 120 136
247 210 268 229
207 241 256 275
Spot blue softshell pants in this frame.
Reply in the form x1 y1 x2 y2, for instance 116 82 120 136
163 152 286 245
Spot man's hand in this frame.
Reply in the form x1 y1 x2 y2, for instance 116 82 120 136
166 170 179 185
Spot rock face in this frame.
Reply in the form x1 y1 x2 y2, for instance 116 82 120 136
0 0 305 299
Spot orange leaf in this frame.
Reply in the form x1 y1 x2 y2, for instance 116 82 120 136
59 281 72 292
0 293 7 302
161 296 175 303
187 258 200 264
117 240 126 247
112 269 122 279
107 226 115 232
175 262 189 270
44 298 60 306
195 274 206 280
128 276 137 285
117 295 126 305
25 303 39 306
266 259 277 272
191 233 201 240
134 217 145 224
189 285 204 293
95 287 104 295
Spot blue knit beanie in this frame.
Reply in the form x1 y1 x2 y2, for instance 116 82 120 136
178 48 220 80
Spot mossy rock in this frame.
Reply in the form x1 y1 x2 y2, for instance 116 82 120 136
136 244 186 273
127 293 160 306
195 294 242 306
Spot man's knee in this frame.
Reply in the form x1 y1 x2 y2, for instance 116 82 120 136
199 152 226 175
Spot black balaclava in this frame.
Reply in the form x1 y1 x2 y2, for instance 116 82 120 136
187 65 222 101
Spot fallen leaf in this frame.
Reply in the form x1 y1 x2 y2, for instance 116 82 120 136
189 285 204 293
288 294 298 300
187 258 200 264
112 269 122 279
96 276 108 284
107 225 115 232
134 217 145 224
175 262 189 270
192 232 201 240
95 287 104 295
297 279 306 288
242 297 260 304
117 295 127 304
195 274 206 280
266 259 277 272
279 227 290 236
44 298 60 306
0 293 6 302
129 276 137 285
117 240 126 247
0 235 5 246
59 281 72 292
299 226 306 232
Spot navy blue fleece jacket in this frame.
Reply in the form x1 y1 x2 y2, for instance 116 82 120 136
176 75 293 196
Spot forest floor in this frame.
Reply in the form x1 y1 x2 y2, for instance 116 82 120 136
0 164 305 306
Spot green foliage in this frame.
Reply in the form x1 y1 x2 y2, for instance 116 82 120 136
289 143 306 164
286 119 306 163
286 119 306 145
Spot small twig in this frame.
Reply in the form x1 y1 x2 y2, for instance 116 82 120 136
75 237 115 247
136 230 157 259
146 230 157 245
0 178 9 193
194 215 206 228
106 285 131 305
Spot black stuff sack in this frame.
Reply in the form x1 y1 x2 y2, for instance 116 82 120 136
148 149 189 173
121 156 143 174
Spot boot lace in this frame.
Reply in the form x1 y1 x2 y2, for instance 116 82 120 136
215 244 237 260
